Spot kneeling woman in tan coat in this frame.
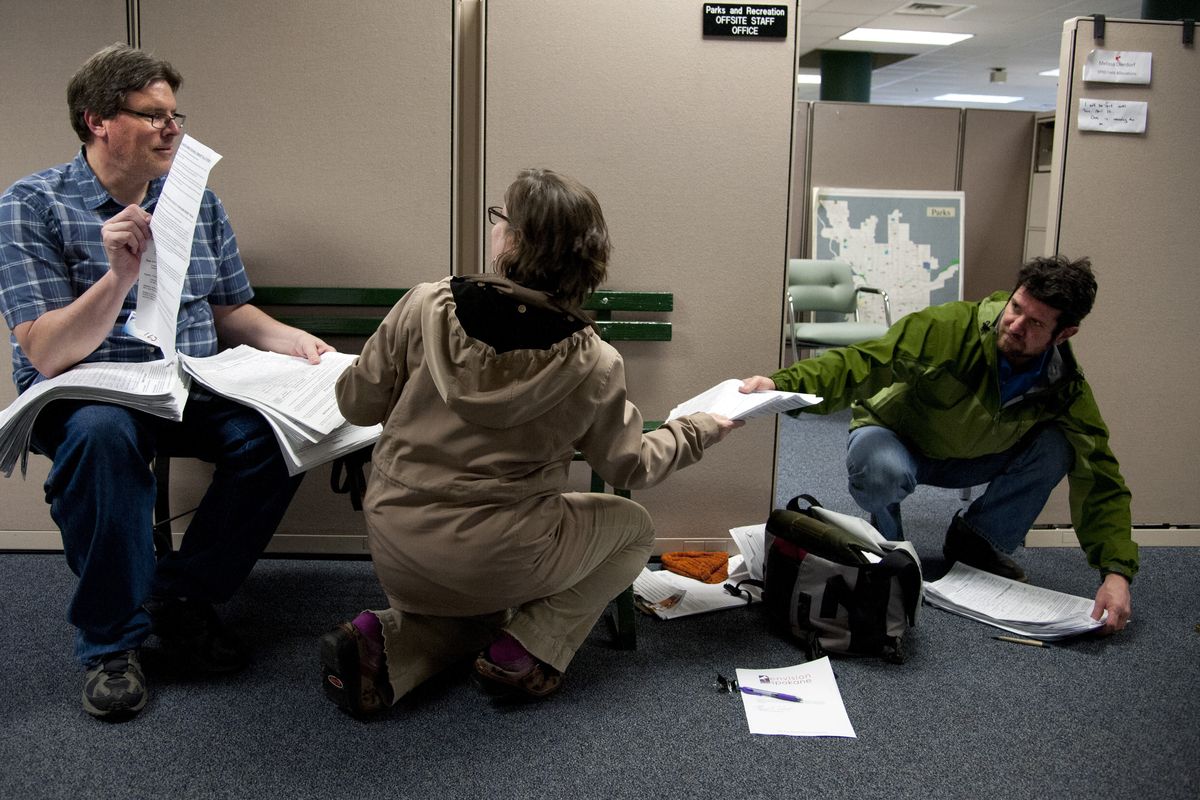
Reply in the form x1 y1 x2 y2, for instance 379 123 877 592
321 168 739 715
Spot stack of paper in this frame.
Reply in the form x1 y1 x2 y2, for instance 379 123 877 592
632 524 765 619
0 360 188 477
666 379 821 422
924 562 1104 640
179 346 381 476
633 555 754 619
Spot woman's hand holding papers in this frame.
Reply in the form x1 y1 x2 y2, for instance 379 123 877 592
710 414 744 442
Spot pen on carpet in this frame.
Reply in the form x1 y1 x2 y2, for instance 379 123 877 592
993 635 1050 648
739 686 803 702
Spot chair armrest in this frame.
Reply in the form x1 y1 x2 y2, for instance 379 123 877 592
854 286 892 326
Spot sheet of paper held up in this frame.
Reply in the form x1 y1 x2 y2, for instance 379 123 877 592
667 379 821 422
125 135 223 360
1077 98 1148 134
737 658 856 738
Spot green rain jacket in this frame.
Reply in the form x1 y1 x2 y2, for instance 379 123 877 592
770 291 1137 580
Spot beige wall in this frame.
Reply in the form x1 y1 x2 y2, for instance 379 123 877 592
1 1 1057 552
1042 17 1199 527
960 109 1035 299
134 0 456 548
0 1 129 547
484 0 799 544
797 102 1034 298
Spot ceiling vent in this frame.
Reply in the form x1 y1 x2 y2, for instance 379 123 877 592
893 3 975 19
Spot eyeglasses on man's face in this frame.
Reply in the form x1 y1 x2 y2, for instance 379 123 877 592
487 206 508 225
119 108 187 130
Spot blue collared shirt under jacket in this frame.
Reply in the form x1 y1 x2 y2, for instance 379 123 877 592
0 148 254 393
997 346 1052 406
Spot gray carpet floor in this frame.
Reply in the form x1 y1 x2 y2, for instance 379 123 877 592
1 411 1197 799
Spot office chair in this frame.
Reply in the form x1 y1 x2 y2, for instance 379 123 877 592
785 258 893 362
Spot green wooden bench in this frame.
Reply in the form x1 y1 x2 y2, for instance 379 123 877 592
248 285 672 343
155 284 672 651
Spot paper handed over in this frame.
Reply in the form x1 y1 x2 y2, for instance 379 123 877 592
667 379 820 422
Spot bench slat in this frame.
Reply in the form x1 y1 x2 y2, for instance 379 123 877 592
583 291 673 313
252 286 406 306
267 316 671 341
252 286 671 313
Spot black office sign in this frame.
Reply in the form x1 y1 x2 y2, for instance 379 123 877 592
703 4 788 38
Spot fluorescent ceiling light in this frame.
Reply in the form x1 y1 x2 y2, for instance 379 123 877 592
933 93 1023 104
796 74 822 85
1039 68 1060 77
839 27 974 46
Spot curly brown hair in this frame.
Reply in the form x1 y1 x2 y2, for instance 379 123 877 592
1015 255 1097 331
494 168 610 308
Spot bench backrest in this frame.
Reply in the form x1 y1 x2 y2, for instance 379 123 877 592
250 286 672 342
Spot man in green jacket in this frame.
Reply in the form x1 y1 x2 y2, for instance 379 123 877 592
741 255 1134 634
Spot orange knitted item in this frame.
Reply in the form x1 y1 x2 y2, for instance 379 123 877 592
661 551 729 584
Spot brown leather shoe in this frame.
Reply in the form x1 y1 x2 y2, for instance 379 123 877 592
942 514 1028 582
474 653 562 700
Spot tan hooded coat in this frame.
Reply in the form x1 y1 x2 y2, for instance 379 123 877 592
335 276 719 616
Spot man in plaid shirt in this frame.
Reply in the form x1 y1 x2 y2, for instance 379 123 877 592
0 44 332 720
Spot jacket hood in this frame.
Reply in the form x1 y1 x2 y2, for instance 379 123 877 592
419 277 604 429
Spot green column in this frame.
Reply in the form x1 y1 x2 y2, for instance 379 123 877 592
819 51 872 103
1141 0 1200 19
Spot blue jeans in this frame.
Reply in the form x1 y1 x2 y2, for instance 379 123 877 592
845 424 1073 552
31 389 303 666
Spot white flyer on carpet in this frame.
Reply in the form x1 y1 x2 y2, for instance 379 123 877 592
737 657 856 738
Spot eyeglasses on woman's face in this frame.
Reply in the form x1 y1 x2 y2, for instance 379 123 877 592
487 206 508 225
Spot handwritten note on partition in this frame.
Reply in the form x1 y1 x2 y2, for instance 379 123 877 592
1078 98 1148 134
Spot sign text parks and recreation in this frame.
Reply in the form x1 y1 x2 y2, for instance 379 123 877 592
703 4 788 39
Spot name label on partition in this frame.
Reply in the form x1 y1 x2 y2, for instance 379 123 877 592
703 4 788 38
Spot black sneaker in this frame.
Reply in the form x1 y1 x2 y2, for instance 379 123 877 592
82 649 147 719
942 514 1028 582
147 597 248 673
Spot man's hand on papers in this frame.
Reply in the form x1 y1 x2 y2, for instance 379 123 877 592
287 332 336 365
101 204 154 283
1092 572 1132 634
739 375 777 393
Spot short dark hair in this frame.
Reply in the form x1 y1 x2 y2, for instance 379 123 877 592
1015 255 1097 331
67 43 183 143
494 168 610 308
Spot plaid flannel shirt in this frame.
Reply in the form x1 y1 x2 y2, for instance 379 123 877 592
0 149 254 393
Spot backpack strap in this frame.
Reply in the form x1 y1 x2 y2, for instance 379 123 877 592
785 494 823 513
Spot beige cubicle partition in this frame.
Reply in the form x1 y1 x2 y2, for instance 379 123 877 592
1041 16 1199 530
484 0 800 548
0 1 1052 554
960 109 1036 298
799 102 1035 299
0 1 130 549
135 0 456 552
